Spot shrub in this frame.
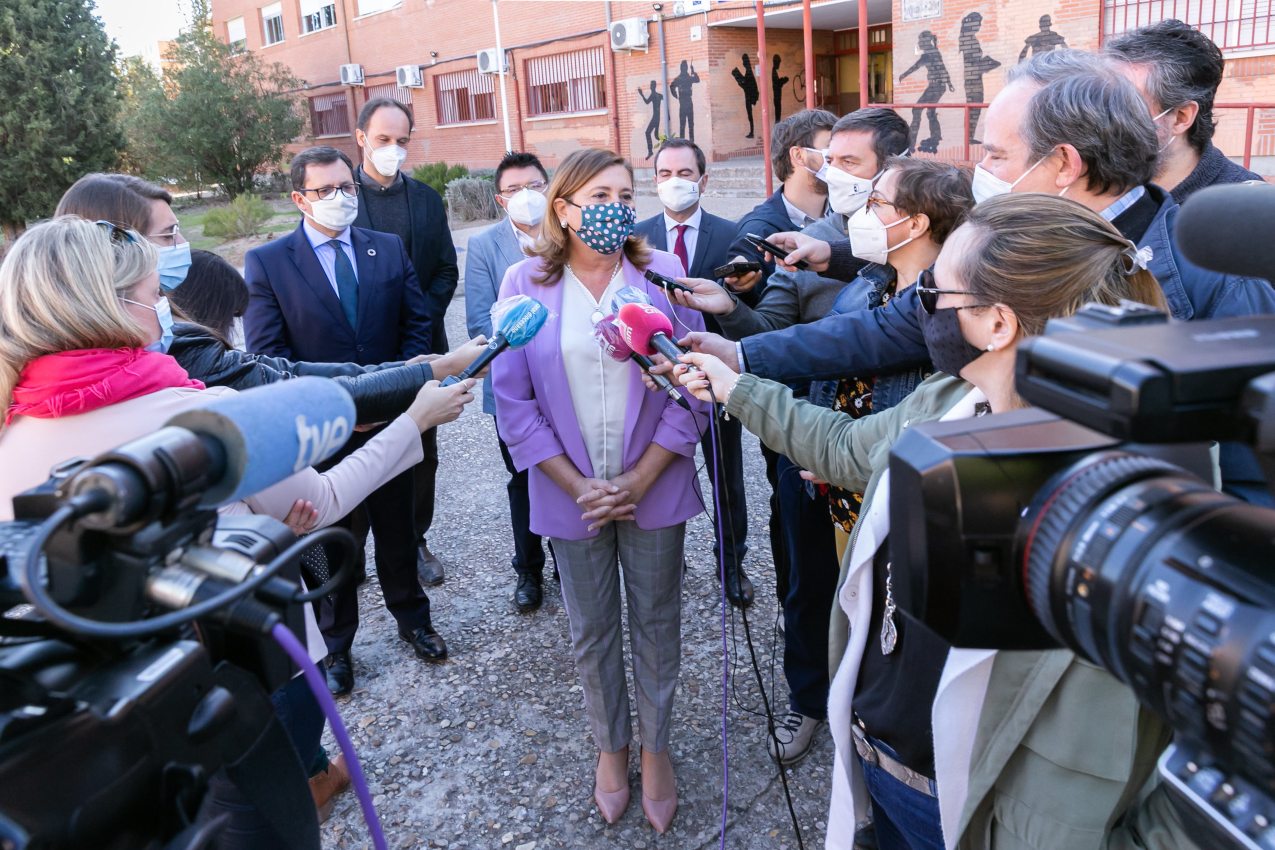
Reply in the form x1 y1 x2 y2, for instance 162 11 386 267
445 177 500 222
412 161 469 197
202 194 275 239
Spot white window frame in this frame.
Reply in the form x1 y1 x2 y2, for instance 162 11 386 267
226 16 247 51
261 2 285 46
300 0 337 34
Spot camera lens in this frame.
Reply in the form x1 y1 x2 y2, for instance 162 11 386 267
1020 451 1275 791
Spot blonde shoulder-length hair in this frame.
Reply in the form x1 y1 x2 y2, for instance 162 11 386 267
0 216 158 414
532 148 652 286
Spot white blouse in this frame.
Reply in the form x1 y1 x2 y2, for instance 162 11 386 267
559 266 630 480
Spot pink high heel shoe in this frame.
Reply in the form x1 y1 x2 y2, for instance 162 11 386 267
640 748 678 833
594 748 630 824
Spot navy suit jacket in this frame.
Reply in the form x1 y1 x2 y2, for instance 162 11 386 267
636 208 736 334
243 223 433 366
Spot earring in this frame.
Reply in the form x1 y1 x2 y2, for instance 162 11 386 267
986 343 996 352
560 220 568 227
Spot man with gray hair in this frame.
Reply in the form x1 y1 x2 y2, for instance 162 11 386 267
1105 19 1263 203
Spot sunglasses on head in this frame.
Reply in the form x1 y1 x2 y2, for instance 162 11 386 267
94 220 142 245
915 268 989 314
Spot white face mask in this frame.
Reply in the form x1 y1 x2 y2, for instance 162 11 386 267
971 152 1051 204
505 187 547 227
847 205 916 265
1152 106 1176 155
368 143 407 178
656 176 702 213
305 193 359 231
826 167 880 215
229 316 245 350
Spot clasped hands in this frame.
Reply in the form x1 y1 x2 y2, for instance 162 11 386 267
573 470 650 532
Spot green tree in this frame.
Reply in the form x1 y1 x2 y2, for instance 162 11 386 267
0 0 122 239
118 56 182 181
156 0 305 198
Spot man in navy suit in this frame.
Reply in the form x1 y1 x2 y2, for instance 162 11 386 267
634 139 754 609
244 146 444 696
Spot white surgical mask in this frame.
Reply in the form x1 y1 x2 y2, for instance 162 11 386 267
506 187 547 227
368 143 407 178
305 193 359 231
656 176 702 213
1152 106 1176 155
826 167 880 215
971 152 1050 204
847 205 915 265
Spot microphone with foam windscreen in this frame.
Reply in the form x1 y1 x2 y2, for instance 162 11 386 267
1176 181 1275 281
615 301 686 363
441 295 549 387
593 315 691 410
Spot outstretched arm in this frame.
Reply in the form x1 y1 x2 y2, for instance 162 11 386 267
900 56 925 79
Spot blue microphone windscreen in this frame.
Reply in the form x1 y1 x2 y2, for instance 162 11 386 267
498 297 549 349
166 377 357 507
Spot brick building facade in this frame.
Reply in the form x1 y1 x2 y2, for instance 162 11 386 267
210 0 1275 172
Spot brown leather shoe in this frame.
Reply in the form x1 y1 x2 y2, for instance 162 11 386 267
309 753 351 822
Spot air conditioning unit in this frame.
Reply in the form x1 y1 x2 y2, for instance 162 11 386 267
476 48 507 74
339 63 365 86
396 64 424 88
674 0 709 14
610 18 649 51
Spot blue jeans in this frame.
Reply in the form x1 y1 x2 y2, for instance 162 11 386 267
856 733 944 850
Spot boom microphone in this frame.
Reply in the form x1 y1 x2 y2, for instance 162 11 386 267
441 296 549 387
1176 181 1275 281
615 302 686 363
594 315 691 410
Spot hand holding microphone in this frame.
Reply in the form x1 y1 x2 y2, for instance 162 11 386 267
676 351 741 405
593 314 691 410
664 276 736 315
614 301 687 363
440 295 549 386
407 379 476 431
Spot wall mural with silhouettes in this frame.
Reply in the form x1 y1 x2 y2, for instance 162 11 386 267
731 53 761 138
959 13 1001 144
900 30 954 153
1018 15 1068 60
638 80 663 160
669 60 702 141
772 55 789 120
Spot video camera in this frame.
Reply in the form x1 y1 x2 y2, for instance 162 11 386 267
0 378 360 850
888 300 1275 849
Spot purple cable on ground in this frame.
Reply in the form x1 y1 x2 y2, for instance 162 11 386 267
271 622 388 850
708 407 731 849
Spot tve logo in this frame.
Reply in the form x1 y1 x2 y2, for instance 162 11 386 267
294 414 351 471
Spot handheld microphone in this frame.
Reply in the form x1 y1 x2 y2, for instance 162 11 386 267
594 315 691 410
441 296 549 387
609 285 651 317
615 301 686 363
67 378 357 529
1176 181 1275 281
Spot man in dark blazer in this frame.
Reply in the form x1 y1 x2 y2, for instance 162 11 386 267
352 97 459 586
244 146 444 696
634 139 754 609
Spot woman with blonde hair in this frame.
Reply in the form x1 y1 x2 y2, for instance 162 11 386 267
492 148 706 832
679 194 1186 850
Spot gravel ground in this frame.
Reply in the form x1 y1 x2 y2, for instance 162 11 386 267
320 192 839 850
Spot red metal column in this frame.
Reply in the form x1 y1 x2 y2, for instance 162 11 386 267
803 0 815 109
758 1 774 195
858 0 869 108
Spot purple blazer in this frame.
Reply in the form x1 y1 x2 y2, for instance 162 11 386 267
492 249 708 541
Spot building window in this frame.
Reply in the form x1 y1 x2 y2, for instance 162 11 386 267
300 0 336 34
366 82 416 121
261 2 284 45
227 16 247 52
310 93 350 137
525 46 607 117
1104 1 1274 51
356 0 402 15
434 68 496 125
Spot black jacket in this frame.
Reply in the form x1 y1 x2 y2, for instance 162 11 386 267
170 322 433 425
353 166 459 354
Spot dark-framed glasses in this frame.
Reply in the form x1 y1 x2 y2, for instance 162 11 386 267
916 268 988 314
300 183 359 201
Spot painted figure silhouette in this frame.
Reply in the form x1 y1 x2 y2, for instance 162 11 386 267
772 54 789 120
960 12 1001 144
1018 15 1068 60
669 60 701 141
899 30 954 154
638 80 663 159
732 53 760 138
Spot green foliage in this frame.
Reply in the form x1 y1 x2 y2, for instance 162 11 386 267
124 0 305 198
412 162 469 198
0 0 123 235
201 194 274 239
444 177 500 223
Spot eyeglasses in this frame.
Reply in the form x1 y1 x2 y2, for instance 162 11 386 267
498 180 548 198
916 269 988 314
94 220 141 245
150 223 182 247
865 194 898 214
300 183 359 200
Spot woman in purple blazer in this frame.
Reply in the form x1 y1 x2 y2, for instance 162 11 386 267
492 149 706 833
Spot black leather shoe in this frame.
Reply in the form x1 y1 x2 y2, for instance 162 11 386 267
399 626 448 661
417 545 445 586
325 651 354 696
514 573 543 612
722 565 755 609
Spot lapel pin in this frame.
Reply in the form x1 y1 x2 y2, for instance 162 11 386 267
367 248 377 257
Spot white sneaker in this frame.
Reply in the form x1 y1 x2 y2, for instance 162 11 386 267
767 711 823 765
